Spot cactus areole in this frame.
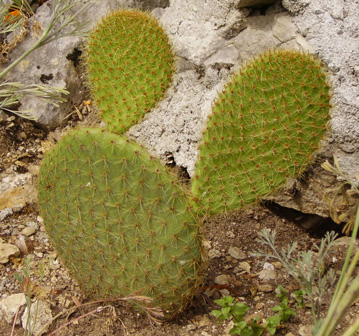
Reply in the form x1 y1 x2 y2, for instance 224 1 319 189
85 10 175 134
192 50 332 215
38 129 202 317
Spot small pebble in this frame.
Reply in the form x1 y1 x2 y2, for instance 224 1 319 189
228 246 247 260
226 231 236 238
255 302 265 310
215 274 230 285
257 284 274 293
21 226 36 237
219 289 230 297
0 243 21 264
237 261 251 273
208 248 221 259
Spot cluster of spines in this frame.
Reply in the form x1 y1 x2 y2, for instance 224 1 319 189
38 129 202 315
85 10 175 134
192 50 332 215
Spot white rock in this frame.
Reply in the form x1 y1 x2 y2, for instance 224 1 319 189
272 13 297 42
0 293 26 324
21 300 53 336
0 244 21 264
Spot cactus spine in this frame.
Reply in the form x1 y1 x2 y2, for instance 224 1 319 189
85 10 175 134
192 50 332 215
38 128 202 316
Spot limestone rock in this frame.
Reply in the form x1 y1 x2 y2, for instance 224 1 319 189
0 243 21 264
128 6 307 176
0 293 26 324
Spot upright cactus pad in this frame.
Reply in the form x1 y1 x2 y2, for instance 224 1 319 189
192 50 332 215
38 129 202 316
85 10 175 134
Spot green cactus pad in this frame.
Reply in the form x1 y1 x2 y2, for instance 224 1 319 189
192 50 332 215
38 129 202 316
85 10 175 134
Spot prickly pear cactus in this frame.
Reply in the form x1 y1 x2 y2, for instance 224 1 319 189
85 10 175 134
192 50 332 215
38 128 202 316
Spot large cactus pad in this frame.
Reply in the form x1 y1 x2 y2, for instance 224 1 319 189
192 50 332 215
38 129 202 315
85 10 175 134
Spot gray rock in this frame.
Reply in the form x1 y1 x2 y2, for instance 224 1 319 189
128 5 306 176
0 243 21 264
21 300 53 336
4 0 132 127
232 12 307 62
0 293 26 324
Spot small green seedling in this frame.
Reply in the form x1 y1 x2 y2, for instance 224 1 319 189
211 286 296 335
211 296 249 323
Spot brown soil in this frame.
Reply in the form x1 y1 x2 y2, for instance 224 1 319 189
0 112 358 336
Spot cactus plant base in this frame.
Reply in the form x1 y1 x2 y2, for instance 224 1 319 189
38 128 202 317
